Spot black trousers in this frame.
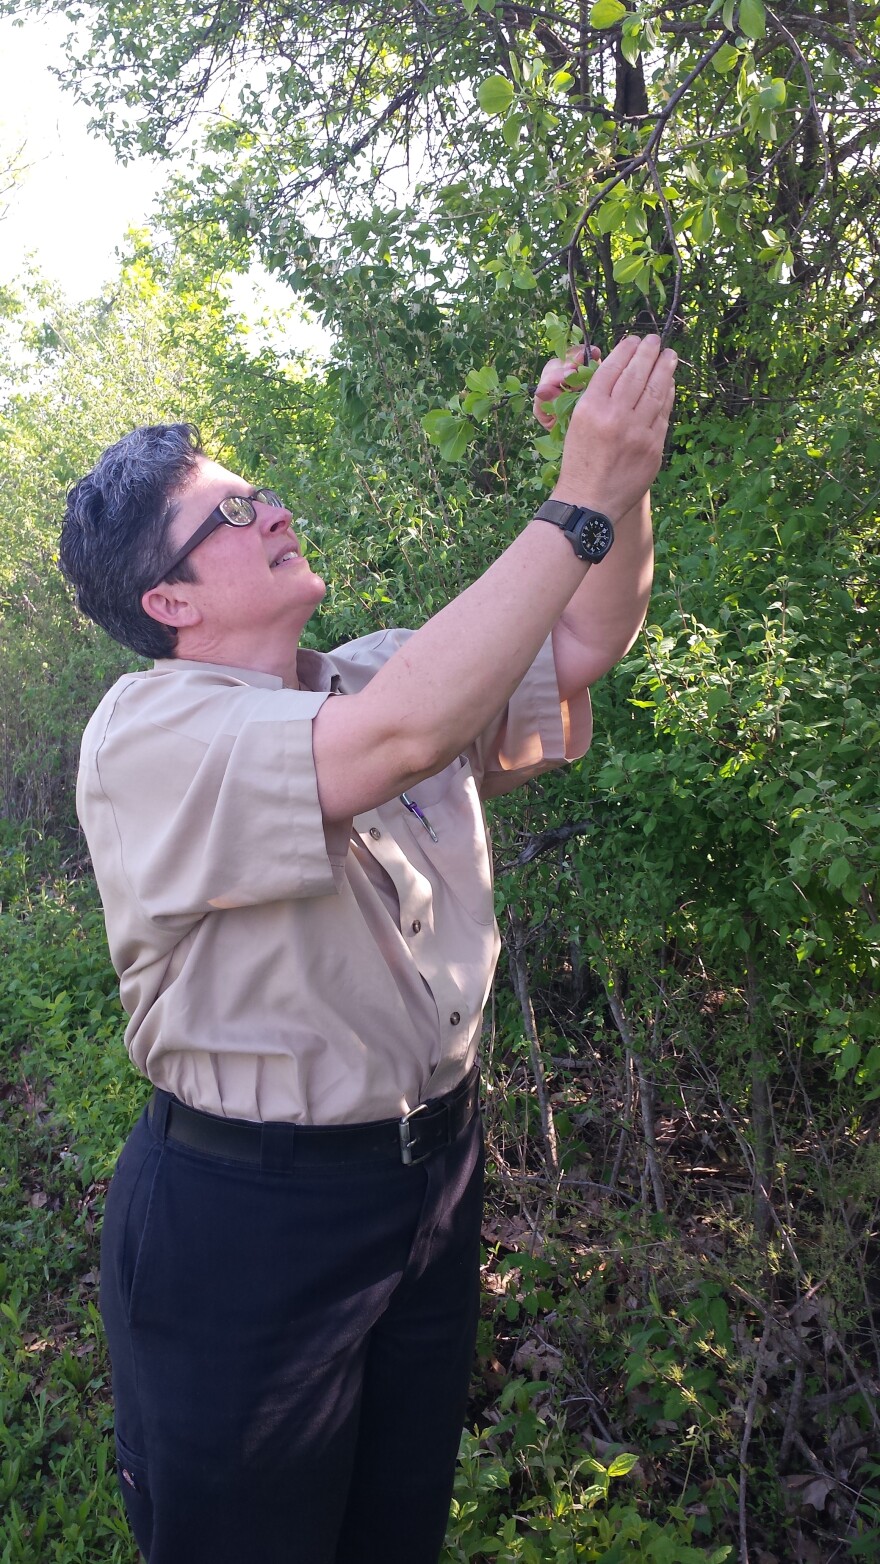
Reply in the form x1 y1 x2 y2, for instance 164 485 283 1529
99 1096 484 1564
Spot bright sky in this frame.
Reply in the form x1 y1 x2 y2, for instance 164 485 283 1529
0 13 329 351
0 14 166 296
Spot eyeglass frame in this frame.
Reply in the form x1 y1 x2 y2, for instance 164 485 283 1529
149 488 286 590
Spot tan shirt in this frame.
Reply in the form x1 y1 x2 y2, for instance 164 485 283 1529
77 629 592 1124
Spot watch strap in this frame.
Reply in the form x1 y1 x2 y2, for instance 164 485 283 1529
534 499 584 527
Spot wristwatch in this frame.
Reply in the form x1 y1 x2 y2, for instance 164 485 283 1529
534 499 615 563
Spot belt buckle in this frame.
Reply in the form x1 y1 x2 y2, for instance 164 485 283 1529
400 1094 453 1169
399 1101 434 1166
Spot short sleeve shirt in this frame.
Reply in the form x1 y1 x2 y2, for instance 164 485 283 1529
76 629 592 1124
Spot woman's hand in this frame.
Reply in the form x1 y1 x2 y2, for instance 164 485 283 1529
552 335 677 522
533 344 602 430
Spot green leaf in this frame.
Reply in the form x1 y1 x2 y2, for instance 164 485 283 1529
758 77 787 107
590 0 626 27
566 360 598 388
477 75 515 116
511 265 538 289
580 1482 608 1506
838 1038 862 1072
625 204 648 237
421 409 461 443
739 0 766 38
827 856 851 889
461 392 494 420
438 420 475 462
607 1451 639 1477
596 200 626 235
712 42 740 72
465 364 500 394
534 432 563 459
708 1295 731 1341
754 107 778 142
822 50 843 88
612 251 648 284
691 202 716 244
621 27 643 66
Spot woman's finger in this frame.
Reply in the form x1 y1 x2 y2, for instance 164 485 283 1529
583 335 643 400
607 335 665 411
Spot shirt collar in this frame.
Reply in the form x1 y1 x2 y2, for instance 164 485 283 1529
151 650 339 694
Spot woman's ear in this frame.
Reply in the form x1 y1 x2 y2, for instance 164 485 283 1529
141 582 203 630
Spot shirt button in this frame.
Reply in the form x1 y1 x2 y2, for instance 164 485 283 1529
369 827 381 840
449 1011 461 1026
411 920 421 934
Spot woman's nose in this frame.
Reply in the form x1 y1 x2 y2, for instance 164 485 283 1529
263 504 292 534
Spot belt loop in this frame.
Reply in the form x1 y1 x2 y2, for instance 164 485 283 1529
261 1122 298 1174
151 1090 171 1142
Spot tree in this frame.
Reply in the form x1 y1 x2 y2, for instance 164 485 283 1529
9 0 880 402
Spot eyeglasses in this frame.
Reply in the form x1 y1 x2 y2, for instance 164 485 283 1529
153 488 286 586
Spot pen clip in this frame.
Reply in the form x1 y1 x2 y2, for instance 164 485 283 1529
400 792 439 844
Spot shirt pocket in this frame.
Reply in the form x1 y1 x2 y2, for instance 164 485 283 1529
402 758 496 927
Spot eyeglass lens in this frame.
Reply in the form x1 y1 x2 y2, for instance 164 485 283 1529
217 490 284 526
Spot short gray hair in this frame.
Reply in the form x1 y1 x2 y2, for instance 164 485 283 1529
59 423 204 658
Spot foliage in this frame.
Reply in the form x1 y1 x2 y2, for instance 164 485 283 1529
446 1410 731 1562
0 841 138 1560
9 0 880 402
571 384 880 1088
0 1105 134 1564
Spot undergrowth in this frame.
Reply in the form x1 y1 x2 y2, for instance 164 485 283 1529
1 835 877 1561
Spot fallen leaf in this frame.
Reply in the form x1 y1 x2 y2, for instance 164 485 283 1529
783 1472 834 1512
792 1529 825 1564
512 1336 563 1379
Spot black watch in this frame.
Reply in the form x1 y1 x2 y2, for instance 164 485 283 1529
534 499 615 563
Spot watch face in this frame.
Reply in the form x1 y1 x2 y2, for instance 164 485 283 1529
578 512 614 560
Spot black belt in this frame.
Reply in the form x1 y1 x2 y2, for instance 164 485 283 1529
147 1062 480 1171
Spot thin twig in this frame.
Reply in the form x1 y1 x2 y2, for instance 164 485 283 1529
608 1050 635 1190
739 1318 773 1564
779 1359 806 1468
506 909 560 1179
765 6 832 231
594 928 666 1215
645 150 683 345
